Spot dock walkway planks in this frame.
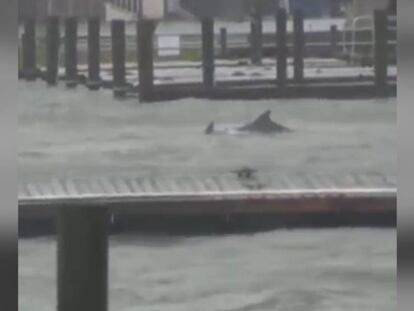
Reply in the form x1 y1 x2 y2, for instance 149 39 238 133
19 173 396 235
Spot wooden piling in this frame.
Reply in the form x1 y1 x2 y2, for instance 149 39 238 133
330 0 341 18
22 19 37 80
293 10 304 82
374 10 388 96
46 16 60 86
57 207 108 311
111 20 126 97
220 27 227 58
64 17 78 88
137 19 156 103
276 9 287 87
250 12 263 65
201 18 215 89
330 25 338 57
87 18 101 90
18 41 22 79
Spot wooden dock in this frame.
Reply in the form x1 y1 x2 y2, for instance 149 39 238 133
19 172 396 236
18 9 397 102
140 79 397 101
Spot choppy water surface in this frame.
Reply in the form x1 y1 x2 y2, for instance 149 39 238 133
18 82 396 311
19 229 396 311
18 81 396 181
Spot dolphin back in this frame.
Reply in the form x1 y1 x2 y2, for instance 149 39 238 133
238 110 291 133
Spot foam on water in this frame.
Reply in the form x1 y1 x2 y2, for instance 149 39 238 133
18 81 396 182
18 82 396 309
19 229 396 311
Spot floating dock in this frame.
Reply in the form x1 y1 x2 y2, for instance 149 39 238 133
142 79 396 101
19 172 396 236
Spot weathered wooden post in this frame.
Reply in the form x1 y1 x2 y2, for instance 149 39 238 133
201 17 215 89
57 207 108 311
111 20 127 97
18 42 22 79
64 17 78 88
220 27 227 58
330 25 338 58
374 10 388 96
276 8 287 87
87 18 101 90
46 16 60 85
137 19 156 102
293 10 304 82
21 19 37 80
250 11 263 65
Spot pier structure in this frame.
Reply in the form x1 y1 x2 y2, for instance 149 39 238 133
18 2 397 311
19 171 397 311
18 7 396 101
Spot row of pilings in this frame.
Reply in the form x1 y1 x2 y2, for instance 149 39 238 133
19 9 391 102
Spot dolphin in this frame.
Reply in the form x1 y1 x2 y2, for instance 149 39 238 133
205 110 291 135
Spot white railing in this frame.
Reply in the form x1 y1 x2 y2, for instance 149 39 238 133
342 15 374 59
342 14 396 63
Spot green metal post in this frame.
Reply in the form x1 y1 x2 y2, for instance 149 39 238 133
57 206 108 311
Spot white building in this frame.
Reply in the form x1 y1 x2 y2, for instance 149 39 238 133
18 0 105 20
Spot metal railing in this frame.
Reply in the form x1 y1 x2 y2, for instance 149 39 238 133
342 14 396 64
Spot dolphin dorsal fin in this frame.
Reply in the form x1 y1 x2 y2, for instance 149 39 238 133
252 110 272 125
205 121 215 134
